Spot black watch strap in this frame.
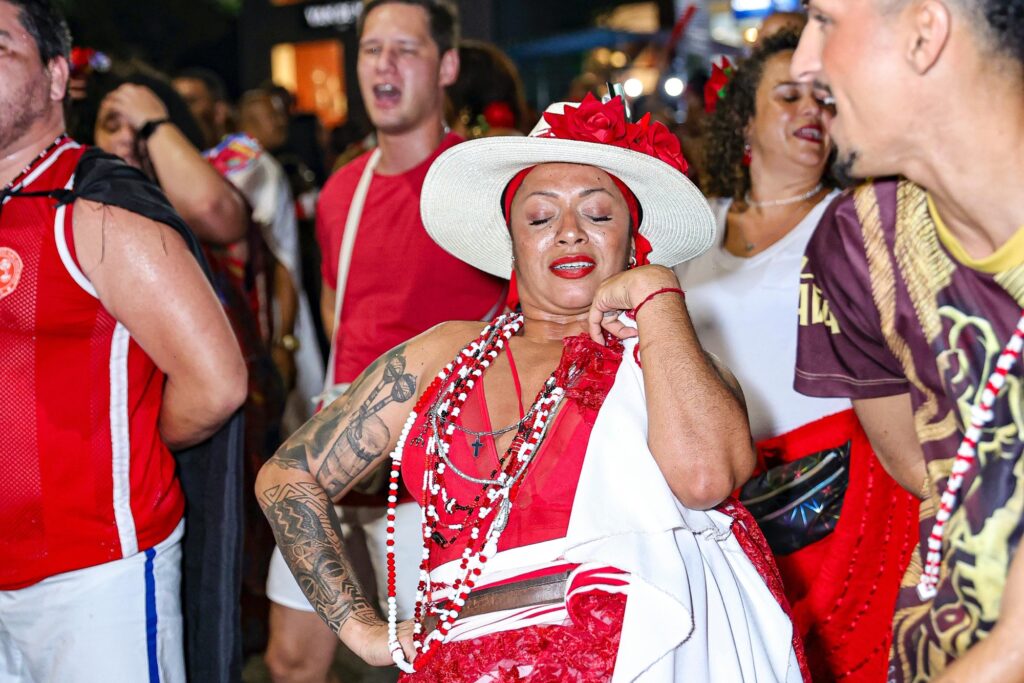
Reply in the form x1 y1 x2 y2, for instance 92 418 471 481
138 118 171 141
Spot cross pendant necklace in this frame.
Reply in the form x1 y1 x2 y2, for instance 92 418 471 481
471 436 484 459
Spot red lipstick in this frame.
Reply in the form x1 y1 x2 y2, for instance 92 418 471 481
549 255 596 279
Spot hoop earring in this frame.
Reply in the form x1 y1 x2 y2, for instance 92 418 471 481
628 254 638 269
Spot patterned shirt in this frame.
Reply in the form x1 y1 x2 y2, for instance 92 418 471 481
794 178 1024 682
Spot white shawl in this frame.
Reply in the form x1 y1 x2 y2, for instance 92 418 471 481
563 333 802 682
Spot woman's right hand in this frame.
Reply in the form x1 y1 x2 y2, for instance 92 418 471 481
349 617 416 668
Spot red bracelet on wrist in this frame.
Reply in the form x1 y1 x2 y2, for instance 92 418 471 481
626 287 685 321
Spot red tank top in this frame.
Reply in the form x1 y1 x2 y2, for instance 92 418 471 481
401 334 622 569
0 137 184 589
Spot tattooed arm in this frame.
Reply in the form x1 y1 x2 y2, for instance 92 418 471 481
255 339 432 665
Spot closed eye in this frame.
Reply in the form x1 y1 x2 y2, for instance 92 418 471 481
586 215 612 223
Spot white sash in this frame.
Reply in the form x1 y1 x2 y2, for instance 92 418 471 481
317 148 381 406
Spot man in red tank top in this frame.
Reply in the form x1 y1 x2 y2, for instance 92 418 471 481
0 2 246 681
263 1 505 680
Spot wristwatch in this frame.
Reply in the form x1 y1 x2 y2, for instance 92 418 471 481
274 334 300 353
138 118 171 141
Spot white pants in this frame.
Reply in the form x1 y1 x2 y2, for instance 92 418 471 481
0 521 185 683
267 501 419 621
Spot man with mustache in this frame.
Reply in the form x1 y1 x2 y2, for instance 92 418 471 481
791 1 1024 680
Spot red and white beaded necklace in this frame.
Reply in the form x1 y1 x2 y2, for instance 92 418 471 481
384 313 576 673
916 310 1024 599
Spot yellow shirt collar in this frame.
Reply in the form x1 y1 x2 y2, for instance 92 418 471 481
927 194 1024 274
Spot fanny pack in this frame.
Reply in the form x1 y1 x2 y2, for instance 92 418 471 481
739 441 850 556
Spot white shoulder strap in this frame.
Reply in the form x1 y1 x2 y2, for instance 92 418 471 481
323 148 381 391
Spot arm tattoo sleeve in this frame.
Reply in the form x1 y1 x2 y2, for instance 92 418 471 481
258 345 418 636
259 482 378 632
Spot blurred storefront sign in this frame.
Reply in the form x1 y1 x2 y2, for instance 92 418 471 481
302 2 362 29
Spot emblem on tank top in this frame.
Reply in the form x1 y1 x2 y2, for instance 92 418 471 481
0 247 23 300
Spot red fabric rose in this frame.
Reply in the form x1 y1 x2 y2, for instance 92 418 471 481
543 93 628 147
541 93 690 177
483 101 517 130
645 121 688 174
621 114 687 175
704 57 735 114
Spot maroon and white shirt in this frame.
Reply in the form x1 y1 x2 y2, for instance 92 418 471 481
795 179 1024 681
0 137 184 589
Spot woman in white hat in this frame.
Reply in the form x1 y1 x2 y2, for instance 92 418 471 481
257 94 807 682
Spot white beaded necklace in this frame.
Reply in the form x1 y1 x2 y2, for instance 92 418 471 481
384 314 573 673
744 182 823 209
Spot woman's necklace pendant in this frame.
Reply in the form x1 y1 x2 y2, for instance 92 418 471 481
493 494 512 532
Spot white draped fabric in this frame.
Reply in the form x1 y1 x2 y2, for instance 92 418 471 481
423 327 802 682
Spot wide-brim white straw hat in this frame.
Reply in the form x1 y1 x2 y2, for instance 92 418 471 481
421 100 716 279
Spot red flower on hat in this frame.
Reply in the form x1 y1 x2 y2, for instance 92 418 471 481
543 93 628 147
704 57 735 114
541 93 688 174
644 119 689 174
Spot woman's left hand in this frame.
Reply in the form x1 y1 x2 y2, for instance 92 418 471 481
103 84 170 131
588 265 681 344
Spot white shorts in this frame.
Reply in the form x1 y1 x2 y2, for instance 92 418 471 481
0 520 185 683
267 501 420 621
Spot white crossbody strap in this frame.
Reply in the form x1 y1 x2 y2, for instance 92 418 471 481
322 148 381 394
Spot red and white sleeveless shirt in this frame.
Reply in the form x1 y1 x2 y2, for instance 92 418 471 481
0 137 184 589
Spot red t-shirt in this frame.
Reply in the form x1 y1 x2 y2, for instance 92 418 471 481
316 134 506 383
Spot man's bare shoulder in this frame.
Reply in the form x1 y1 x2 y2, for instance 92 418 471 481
72 199 190 270
69 200 200 301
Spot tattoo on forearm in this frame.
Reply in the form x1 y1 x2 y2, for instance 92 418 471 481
259 482 378 632
258 346 420 634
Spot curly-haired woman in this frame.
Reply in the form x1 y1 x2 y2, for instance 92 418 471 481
676 29 920 682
